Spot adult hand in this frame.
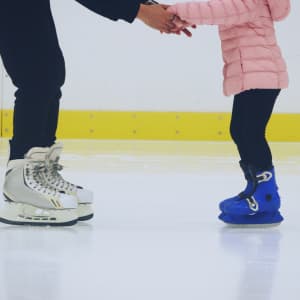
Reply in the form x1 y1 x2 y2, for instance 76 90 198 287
137 4 176 33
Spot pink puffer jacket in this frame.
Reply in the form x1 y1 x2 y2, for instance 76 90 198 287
168 0 290 96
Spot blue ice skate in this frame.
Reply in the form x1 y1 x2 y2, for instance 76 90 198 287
219 161 252 212
219 166 283 225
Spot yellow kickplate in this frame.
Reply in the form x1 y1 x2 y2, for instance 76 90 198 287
1 110 300 141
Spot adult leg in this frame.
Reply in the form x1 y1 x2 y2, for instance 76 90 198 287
0 0 65 159
45 95 60 147
0 0 78 226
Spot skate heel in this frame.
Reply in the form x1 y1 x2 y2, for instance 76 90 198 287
0 201 78 226
78 204 94 221
219 210 284 227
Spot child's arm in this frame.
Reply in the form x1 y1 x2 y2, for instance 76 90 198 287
168 0 259 26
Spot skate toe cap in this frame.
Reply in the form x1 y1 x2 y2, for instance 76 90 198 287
223 200 252 215
219 196 239 212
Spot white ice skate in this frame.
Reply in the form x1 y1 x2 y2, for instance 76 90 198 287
0 147 78 226
44 143 94 221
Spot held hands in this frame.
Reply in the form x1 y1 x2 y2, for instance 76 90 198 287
137 4 177 33
137 3 196 37
160 4 196 37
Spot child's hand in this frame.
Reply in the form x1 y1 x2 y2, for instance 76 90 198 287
171 16 196 37
181 26 196 37
162 4 196 37
161 21 196 37
160 24 196 37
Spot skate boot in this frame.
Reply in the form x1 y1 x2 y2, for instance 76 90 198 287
219 161 252 212
44 143 93 221
0 147 78 226
219 166 283 226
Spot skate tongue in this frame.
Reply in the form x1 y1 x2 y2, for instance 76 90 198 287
25 147 49 161
48 143 63 162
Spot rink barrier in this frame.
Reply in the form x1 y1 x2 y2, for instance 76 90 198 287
1 110 300 141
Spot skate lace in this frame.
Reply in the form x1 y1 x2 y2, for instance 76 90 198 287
46 159 76 192
25 162 58 197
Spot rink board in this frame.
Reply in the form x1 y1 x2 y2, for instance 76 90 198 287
1 110 299 141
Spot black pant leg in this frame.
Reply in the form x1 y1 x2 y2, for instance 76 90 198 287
230 92 249 164
230 89 280 170
45 96 60 148
0 0 65 159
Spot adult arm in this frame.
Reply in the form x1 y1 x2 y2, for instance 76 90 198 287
75 0 176 32
75 0 143 23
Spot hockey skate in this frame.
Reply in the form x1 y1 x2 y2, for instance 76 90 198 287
0 147 78 226
219 166 283 226
44 143 94 221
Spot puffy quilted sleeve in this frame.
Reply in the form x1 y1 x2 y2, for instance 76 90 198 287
267 0 290 21
168 0 259 25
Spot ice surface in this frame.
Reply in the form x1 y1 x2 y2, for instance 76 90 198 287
0 140 299 300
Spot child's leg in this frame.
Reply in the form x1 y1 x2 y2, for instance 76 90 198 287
220 89 279 208
230 89 280 170
219 89 283 225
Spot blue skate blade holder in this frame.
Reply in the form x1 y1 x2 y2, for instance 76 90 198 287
219 211 284 226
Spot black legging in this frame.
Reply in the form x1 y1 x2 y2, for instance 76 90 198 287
0 0 65 160
230 89 281 171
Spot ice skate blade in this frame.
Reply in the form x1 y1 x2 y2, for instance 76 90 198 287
0 217 77 227
78 214 94 221
223 222 282 228
218 211 283 227
0 202 78 227
78 204 93 221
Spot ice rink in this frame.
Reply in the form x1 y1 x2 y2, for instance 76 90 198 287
0 139 299 300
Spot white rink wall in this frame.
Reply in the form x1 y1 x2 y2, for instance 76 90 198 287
1 0 299 112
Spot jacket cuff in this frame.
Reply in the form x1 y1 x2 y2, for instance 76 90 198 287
120 1 143 23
